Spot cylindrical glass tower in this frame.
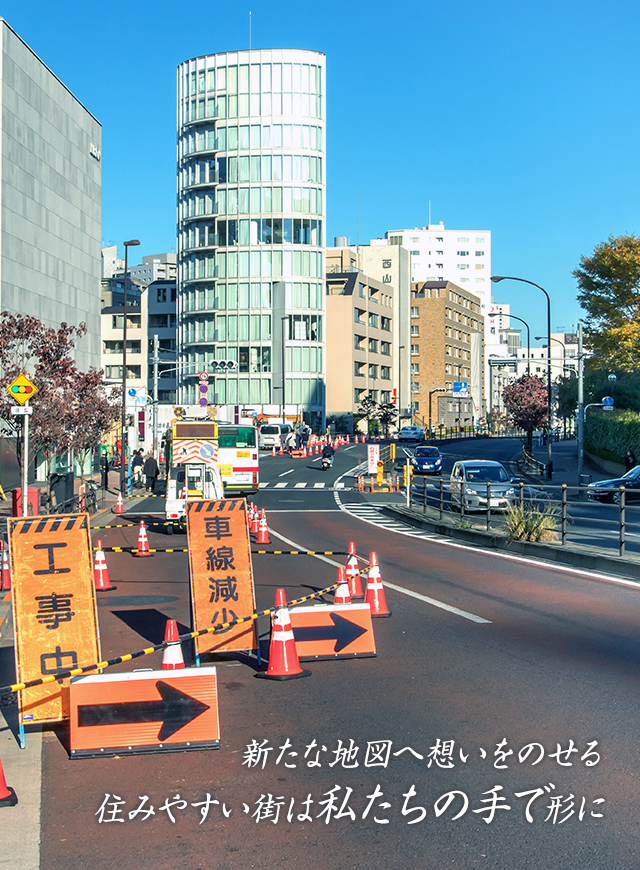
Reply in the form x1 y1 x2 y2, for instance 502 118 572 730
176 49 326 430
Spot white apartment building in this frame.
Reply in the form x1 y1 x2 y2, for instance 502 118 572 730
131 253 177 287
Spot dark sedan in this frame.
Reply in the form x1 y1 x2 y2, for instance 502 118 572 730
587 466 640 504
409 445 443 475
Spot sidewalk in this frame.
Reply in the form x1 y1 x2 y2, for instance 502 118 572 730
521 438 619 490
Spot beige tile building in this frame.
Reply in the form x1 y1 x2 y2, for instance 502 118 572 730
325 247 395 430
410 280 484 431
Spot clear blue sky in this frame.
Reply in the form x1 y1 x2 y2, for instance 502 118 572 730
3 0 639 346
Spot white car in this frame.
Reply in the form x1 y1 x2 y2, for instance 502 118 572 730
449 460 516 512
397 426 424 442
258 424 284 449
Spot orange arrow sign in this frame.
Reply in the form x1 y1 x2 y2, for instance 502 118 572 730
289 603 376 660
69 667 220 758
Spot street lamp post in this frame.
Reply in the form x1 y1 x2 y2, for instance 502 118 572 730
120 239 140 495
281 316 287 425
398 345 405 427
491 275 553 479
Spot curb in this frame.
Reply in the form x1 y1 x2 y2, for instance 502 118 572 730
381 504 640 583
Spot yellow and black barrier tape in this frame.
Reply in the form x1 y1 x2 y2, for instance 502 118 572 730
0 564 372 695
94 546 349 556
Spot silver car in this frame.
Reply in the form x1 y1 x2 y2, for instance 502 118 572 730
449 460 516 511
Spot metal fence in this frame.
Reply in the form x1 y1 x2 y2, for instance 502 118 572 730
406 477 640 560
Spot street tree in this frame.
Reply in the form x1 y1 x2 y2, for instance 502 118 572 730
66 370 120 483
356 394 380 435
378 402 399 437
574 234 640 370
502 375 548 451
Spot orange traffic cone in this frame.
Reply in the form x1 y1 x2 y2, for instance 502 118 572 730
345 541 363 598
279 444 284 455
250 508 260 535
0 541 10 592
257 509 270 545
302 445 307 457
334 567 351 605
256 589 311 681
94 540 116 591
314 442 319 455
162 619 185 669
134 521 151 557
0 752 17 807
365 552 391 617
272 446 276 457
114 491 124 514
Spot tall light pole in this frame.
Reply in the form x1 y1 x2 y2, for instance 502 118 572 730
577 323 585 480
398 345 405 427
120 239 140 494
429 387 447 437
491 275 553 479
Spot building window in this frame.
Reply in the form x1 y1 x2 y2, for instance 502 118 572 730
476 264 485 270
354 362 365 377
411 325 419 336
354 308 364 324
381 391 391 403
410 250 419 256
354 334 365 350
457 237 469 243
475 251 484 256
457 251 469 256
411 363 419 373
381 316 391 332
457 264 469 270
354 388 364 403
368 338 378 353
381 366 391 380
411 344 419 354
359 282 365 297
436 263 443 269
369 364 378 380
389 235 403 246
411 306 419 317
369 390 378 402
369 313 378 328
381 341 391 356
476 237 484 243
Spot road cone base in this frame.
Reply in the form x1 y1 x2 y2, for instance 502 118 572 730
371 610 392 618
96 583 117 592
255 668 311 681
133 552 153 557
0 787 18 807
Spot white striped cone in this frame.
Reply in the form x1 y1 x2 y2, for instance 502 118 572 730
334 567 351 605
256 589 310 680
162 619 185 669
272 446 276 457
134 521 151 557
114 491 124 514
365 552 391 617
94 540 116 591
345 541 363 597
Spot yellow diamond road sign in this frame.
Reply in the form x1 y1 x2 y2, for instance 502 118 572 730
7 373 38 405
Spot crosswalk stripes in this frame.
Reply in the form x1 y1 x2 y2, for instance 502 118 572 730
260 482 350 491
339 502 438 540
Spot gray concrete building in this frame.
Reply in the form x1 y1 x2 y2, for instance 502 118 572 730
0 19 102 371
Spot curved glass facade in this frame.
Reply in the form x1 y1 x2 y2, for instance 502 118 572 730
176 49 326 425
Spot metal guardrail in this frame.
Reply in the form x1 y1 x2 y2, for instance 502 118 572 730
407 477 640 560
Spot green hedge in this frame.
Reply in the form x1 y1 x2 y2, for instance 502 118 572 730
584 411 640 464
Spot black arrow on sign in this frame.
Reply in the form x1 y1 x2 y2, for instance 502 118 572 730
292 613 367 653
77 681 211 741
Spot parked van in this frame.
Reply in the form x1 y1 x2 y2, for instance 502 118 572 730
258 424 284 450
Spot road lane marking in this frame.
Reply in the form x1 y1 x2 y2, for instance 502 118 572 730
313 483 326 488
269 528 491 624
274 483 288 488
294 482 308 488
279 469 294 477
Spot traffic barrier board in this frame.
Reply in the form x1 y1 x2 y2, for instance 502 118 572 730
187 499 258 656
69 667 219 758
289 603 376 660
8 513 100 725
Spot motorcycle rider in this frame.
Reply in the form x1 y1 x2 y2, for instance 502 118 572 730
321 442 335 468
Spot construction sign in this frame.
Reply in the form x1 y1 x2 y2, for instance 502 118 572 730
187 499 258 656
69 667 220 758
173 439 219 465
8 513 100 725
289 603 376 660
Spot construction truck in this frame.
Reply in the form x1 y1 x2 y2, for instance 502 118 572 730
164 418 224 534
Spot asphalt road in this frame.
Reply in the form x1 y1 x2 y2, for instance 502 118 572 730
31 440 640 869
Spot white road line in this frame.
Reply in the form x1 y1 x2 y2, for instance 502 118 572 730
260 482 269 488
268 528 491 624
313 482 326 488
278 468 294 477
294 482 308 488
274 482 288 488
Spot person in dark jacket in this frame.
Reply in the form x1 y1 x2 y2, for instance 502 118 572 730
143 454 159 492
132 449 145 488
100 454 110 491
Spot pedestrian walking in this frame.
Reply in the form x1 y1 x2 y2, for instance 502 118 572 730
132 449 145 488
100 453 110 491
285 431 296 454
143 453 159 492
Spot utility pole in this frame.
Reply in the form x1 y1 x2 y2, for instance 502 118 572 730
577 322 584 482
153 334 159 459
